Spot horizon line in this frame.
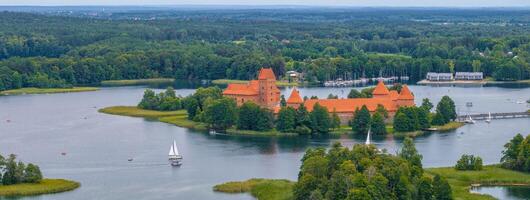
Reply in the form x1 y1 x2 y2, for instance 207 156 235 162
1 4 530 8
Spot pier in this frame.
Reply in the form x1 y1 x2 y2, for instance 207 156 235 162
457 112 530 121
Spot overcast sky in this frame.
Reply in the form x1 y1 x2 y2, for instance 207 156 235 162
0 0 529 7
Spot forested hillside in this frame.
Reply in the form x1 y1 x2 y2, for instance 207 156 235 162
1 8 530 90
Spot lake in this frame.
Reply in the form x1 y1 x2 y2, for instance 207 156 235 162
471 186 530 200
0 84 529 200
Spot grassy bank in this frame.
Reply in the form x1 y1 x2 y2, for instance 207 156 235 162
0 87 98 96
99 106 296 136
426 165 530 200
0 179 80 197
214 166 529 200
98 106 186 118
211 79 299 87
213 179 294 200
431 121 465 132
100 78 174 87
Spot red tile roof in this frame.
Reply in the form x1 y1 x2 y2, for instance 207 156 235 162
222 81 259 96
372 81 390 95
398 85 414 100
258 68 276 80
389 90 399 100
304 98 397 113
287 88 303 104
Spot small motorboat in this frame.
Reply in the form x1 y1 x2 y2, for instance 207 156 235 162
61 152 67 156
128 158 133 162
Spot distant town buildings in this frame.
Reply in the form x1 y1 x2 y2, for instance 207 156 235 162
454 72 483 80
426 72 483 81
426 72 453 81
223 68 416 125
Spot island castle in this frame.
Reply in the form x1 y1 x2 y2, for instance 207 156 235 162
223 68 415 124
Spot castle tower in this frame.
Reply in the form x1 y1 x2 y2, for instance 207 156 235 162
396 85 415 107
287 87 304 109
372 80 390 99
257 68 280 108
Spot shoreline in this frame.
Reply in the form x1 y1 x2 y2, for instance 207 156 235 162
0 87 99 96
99 106 298 137
417 79 530 86
211 79 300 87
214 165 530 200
100 78 175 87
99 106 464 138
0 179 80 197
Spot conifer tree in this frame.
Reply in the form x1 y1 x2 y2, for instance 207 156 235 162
351 105 371 134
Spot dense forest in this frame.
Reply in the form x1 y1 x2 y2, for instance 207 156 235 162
1 8 530 90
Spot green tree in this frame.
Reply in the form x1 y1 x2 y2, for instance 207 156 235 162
436 96 457 124
309 103 331 134
183 97 199 120
203 98 237 131
501 134 524 169
331 110 341 130
348 89 364 98
420 98 434 112
351 106 371 135
2 154 17 185
417 177 434 200
433 175 453 200
376 104 389 119
431 112 445 126
455 154 483 171
399 137 424 178
370 112 386 135
138 89 159 110
394 113 411 132
276 106 297 132
256 108 274 131
23 163 43 183
237 102 260 130
296 104 311 127
280 95 287 107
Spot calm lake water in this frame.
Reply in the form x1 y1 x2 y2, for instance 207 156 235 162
471 186 530 200
0 84 529 200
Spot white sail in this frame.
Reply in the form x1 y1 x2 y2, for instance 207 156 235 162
169 145 176 156
365 129 371 145
173 140 179 156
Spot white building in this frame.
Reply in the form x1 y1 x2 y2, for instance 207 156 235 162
454 72 483 80
426 72 453 81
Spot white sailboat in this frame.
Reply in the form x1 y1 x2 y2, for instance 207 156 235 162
168 140 182 166
365 129 371 145
464 115 475 124
485 112 492 123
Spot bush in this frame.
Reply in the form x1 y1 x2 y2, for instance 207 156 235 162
455 154 483 171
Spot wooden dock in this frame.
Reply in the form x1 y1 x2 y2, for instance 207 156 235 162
457 112 530 121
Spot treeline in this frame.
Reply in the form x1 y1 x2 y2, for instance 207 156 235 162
2 10 530 90
0 154 43 185
501 134 530 172
293 138 453 200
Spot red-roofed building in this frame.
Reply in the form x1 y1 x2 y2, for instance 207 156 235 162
284 81 415 124
222 68 281 109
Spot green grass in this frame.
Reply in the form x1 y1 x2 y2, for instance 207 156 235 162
213 179 294 200
98 106 186 118
426 165 530 200
159 115 208 131
0 87 98 96
431 122 465 132
0 179 80 197
211 79 299 87
100 78 174 86
100 106 299 136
